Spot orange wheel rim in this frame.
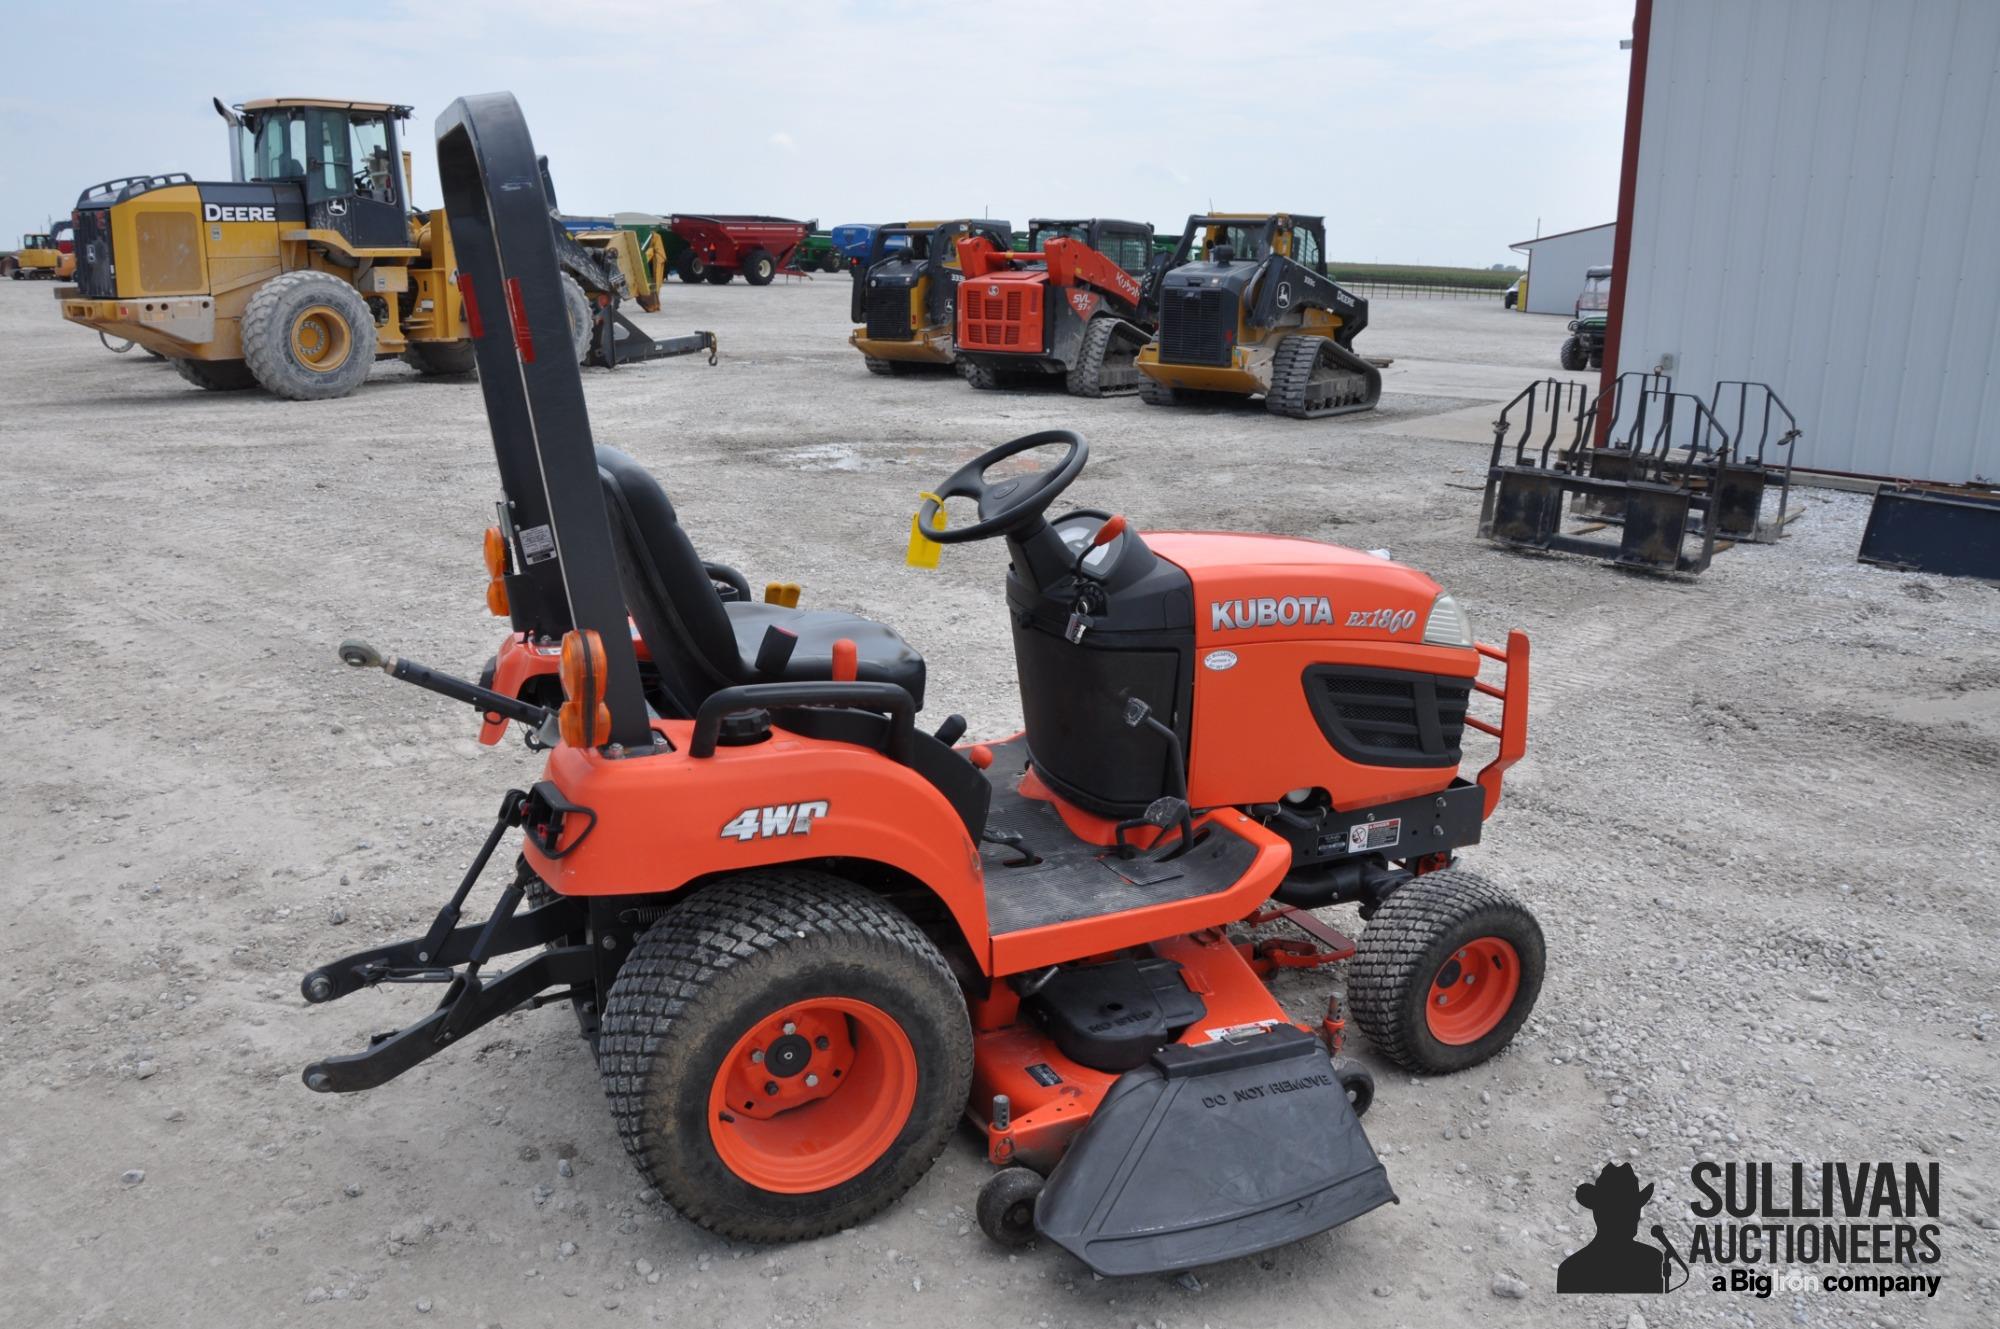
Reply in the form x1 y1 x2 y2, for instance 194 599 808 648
1426 936 1521 1045
290 305 352 371
707 997 917 1194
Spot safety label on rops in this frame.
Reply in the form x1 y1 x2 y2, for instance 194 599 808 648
517 524 556 564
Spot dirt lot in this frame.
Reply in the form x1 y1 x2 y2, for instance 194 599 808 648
2 277 1995 1329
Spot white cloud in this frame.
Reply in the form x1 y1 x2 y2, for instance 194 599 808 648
769 131 797 153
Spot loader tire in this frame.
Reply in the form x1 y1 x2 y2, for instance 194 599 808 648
1067 317 1144 397
172 357 259 391
560 274 594 365
704 268 736 285
400 339 478 377
241 271 377 400
1349 868 1544 1075
740 248 776 286
1558 335 1588 371
599 870 972 1242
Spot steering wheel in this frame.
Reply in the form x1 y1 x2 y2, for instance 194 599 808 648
918 430 1087 544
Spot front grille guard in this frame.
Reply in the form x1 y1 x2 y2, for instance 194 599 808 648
1468 631 1529 818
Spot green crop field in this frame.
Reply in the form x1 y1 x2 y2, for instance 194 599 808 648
1327 262 1519 290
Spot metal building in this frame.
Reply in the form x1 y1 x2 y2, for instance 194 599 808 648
1604 0 2000 484
1510 223 1616 317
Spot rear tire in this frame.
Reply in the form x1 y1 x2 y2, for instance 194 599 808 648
704 268 736 285
400 339 478 377
172 357 258 391
741 249 776 286
1348 868 1544 1075
598 871 972 1242
1559 335 1588 371
560 274 594 365
241 271 377 400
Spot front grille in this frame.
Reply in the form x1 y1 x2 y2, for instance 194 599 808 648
1304 667 1470 768
865 282 913 340
72 208 115 297
960 284 1037 350
1159 287 1231 365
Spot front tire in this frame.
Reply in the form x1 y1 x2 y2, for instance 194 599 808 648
1558 335 1588 371
674 250 707 283
559 274 594 364
1348 868 1544 1075
241 271 377 400
599 871 973 1241
741 248 776 285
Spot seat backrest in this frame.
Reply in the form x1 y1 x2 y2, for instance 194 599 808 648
594 445 743 717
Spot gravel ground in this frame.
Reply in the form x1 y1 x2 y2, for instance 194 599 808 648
1 277 1995 1329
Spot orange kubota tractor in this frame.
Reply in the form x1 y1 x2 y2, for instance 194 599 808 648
303 93 1542 1278
953 218 1159 396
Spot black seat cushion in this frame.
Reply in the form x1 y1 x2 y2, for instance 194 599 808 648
727 602 926 710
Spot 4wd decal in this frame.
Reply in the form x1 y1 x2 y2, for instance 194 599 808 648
720 801 828 841
1210 595 1334 630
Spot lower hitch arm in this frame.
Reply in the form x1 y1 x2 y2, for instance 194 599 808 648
339 638 558 745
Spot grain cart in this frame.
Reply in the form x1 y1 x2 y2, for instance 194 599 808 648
953 218 1160 396
849 219 1011 374
1136 213 1380 418
668 215 812 285
54 98 712 398
302 90 1544 1278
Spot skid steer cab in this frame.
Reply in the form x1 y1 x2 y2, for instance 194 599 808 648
849 218 1010 375
54 96 712 400
303 92 1543 1279
1136 212 1383 419
953 218 1161 397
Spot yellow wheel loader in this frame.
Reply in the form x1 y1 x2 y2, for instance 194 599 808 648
1135 213 1381 418
56 98 712 400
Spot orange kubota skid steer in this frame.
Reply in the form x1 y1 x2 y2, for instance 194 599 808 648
302 92 1541 1277
953 218 1160 397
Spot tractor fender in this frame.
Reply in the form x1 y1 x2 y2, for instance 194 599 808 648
522 725 994 971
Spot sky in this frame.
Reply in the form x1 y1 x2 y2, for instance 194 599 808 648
0 0 1632 268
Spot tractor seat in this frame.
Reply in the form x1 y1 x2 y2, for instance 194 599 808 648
725 602 925 699
594 446 926 716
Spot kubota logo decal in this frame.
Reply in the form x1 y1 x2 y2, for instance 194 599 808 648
1210 596 1334 630
721 801 828 841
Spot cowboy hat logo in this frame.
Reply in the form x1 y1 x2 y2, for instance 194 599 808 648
1558 1163 1689 1294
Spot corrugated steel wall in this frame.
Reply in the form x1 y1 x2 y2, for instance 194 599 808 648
1520 226 1617 316
1621 0 2000 483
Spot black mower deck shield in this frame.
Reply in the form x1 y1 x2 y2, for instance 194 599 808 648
1034 1025 1395 1275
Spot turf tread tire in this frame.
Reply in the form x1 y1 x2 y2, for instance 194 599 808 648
598 870 972 1242
1348 868 1544 1075
240 271 377 400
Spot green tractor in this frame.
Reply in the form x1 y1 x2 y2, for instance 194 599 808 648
1560 265 1611 371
